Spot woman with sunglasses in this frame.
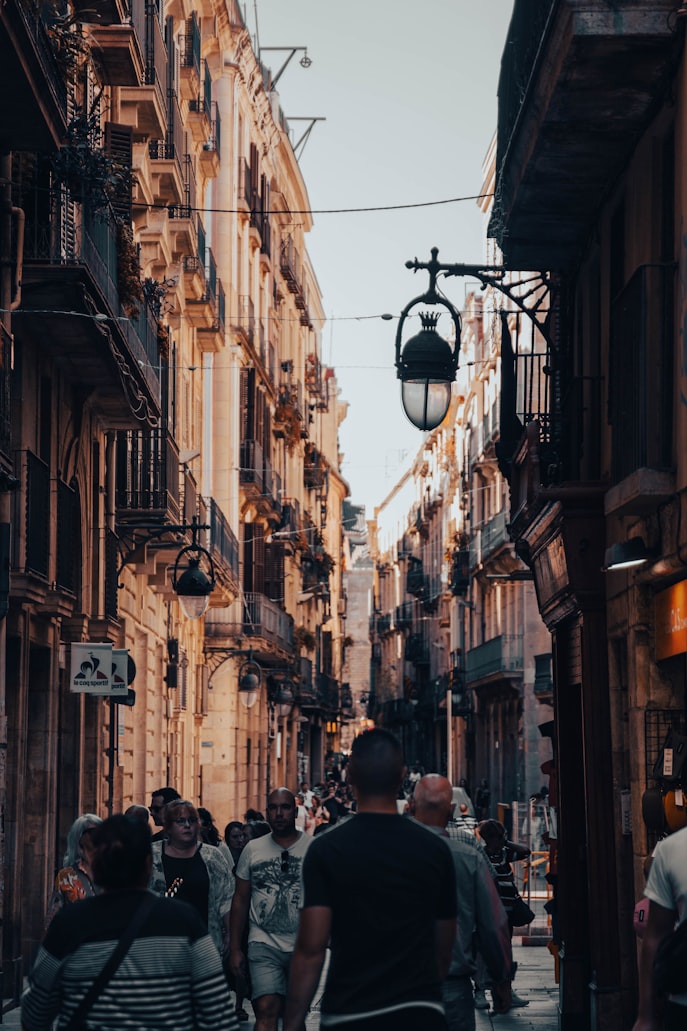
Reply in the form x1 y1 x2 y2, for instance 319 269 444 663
149 799 234 959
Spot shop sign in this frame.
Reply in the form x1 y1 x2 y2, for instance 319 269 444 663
655 581 687 660
70 642 112 693
94 648 130 697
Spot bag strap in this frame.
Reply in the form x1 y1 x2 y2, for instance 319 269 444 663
63 892 157 1031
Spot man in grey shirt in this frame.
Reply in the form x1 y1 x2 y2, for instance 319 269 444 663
411 775 512 1030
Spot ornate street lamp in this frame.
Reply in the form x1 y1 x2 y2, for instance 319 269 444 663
269 676 296 718
238 657 262 709
171 518 216 619
395 249 461 431
397 247 556 432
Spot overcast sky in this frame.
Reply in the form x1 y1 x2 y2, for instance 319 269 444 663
250 0 515 514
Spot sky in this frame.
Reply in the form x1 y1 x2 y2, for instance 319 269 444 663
250 0 515 515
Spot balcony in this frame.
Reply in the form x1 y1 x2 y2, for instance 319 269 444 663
376 613 392 636
237 157 254 213
88 22 144 86
0 0 68 151
147 91 185 207
315 673 340 712
406 557 429 601
205 497 240 603
404 633 429 666
450 546 470 596
199 104 221 178
240 440 282 522
21 201 161 425
395 601 413 631
490 0 678 269
297 656 316 706
73 0 129 23
280 238 301 294
197 280 226 353
187 61 212 145
120 4 167 138
168 157 198 255
240 439 265 497
186 251 221 328
179 14 201 103
115 428 181 524
204 593 294 663
279 499 301 540
242 593 293 653
470 511 510 568
233 294 255 347
304 445 327 490
466 634 524 685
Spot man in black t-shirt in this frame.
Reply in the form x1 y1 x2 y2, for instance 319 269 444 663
284 729 457 1031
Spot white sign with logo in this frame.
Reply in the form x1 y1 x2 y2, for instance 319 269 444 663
109 648 130 695
70 643 113 693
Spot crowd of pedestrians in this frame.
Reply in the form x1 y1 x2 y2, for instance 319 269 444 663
21 731 544 1030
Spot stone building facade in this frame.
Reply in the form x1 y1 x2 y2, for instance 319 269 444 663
0 0 346 997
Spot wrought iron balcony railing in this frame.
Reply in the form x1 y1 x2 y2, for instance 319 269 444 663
466 634 524 684
115 428 181 522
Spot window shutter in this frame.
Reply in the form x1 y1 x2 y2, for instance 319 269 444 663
104 121 133 221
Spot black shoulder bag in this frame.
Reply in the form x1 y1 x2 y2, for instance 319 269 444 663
654 917 687 996
63 892 157 1031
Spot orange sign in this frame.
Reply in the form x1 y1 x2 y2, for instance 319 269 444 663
655 581 687 661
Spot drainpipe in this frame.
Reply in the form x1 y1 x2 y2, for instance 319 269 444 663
0 150 12 997
9 204 24 311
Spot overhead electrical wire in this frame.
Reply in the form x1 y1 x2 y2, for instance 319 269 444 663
151 192 495 217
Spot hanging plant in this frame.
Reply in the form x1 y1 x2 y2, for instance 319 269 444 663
294 625 316 652
51 103 135 216
317 550 336 580
157 323 170 360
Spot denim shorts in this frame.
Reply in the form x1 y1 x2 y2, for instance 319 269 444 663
247 940 292 999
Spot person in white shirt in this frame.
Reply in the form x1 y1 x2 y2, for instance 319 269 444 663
294 794 308 832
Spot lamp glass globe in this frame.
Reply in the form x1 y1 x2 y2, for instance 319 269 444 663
177 593 210 620
239 689 259 709
401 379 451 431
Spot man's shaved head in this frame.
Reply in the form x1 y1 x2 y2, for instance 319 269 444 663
412 774 453 825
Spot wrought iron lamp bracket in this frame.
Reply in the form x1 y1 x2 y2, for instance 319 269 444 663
116 515 210 587
405 247 556 349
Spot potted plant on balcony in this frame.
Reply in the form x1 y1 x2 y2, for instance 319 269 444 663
274 386 302 453
44 2 91 84
116 222 144 318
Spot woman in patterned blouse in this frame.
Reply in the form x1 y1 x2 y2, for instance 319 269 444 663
45 813 103 925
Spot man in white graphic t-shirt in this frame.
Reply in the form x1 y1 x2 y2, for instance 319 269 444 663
229 788 311 1031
